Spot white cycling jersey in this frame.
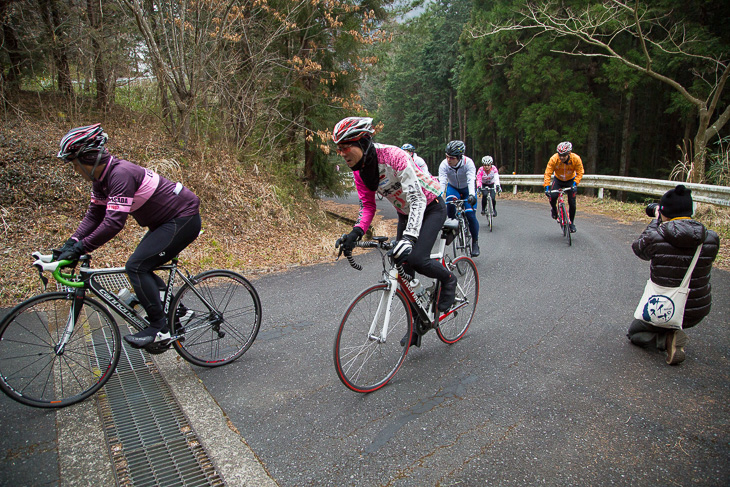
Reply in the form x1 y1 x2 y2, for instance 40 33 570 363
438 155 476 195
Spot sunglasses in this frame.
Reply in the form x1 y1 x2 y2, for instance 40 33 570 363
336 144 356 155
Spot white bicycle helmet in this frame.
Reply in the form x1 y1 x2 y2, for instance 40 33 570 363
481 155 493 166
557 141 573 155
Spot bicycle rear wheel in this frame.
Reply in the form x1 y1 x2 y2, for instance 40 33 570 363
437 257 479 344
171 270 261 367
0 293 120 408
334 284 412 393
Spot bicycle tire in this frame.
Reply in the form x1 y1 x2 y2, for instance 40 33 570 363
487 196 493 232
463 217 472 257
559 203 568 237
0 292 121 408
334 284 412 393
437 257 479 344
171 270 261 367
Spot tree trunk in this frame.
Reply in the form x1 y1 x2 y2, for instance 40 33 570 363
617 95 634 201
39 0 72 96
1 19 23 97
448 92 453 141
86 0 110 110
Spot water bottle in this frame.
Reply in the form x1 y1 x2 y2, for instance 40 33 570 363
118 288 142 315
411 279 427 298
118 288 135 306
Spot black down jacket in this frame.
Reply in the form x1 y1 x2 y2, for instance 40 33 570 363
632 218 720 328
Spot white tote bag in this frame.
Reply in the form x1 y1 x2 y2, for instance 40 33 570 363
634 245 703 329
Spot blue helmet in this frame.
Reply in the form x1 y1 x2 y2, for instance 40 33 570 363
401 143 415 152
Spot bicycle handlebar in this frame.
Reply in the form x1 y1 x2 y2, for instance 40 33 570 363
30 251 83 288
337 238 394 271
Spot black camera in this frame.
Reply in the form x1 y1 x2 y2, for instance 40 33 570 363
646 203 659 218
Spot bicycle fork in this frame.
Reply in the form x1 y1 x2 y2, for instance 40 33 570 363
55 292 85 355
368 270 401 344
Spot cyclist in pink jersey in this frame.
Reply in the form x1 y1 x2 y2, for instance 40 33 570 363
476 155 501 217
55 124 201 349
333 117 458 346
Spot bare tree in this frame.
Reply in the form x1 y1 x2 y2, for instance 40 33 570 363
468 0 730 183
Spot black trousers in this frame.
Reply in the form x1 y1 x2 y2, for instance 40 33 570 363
396 197 452 284
549 178 577 223
126 214 201 326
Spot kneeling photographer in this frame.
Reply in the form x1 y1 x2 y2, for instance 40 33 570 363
628 184 720 365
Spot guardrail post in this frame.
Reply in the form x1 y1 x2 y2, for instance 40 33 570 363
513 185 517 194
598 188 604 199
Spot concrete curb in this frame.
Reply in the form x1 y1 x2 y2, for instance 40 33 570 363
153 352 278 487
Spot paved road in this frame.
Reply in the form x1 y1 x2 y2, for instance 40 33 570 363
195 198 730 486
1 198 727 486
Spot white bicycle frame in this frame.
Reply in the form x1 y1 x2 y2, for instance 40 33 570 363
367 229 451 343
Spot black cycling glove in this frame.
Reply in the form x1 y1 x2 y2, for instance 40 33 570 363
57 240 85 262
335 227 364 252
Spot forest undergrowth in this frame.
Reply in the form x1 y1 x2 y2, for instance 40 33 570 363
1 93 727 308
0 93 394 307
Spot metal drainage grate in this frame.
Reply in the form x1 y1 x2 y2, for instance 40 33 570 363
97 341 223 486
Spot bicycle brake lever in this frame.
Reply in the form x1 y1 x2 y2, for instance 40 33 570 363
33 264 49 290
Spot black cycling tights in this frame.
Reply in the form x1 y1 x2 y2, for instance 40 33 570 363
396 197 452 284
549 179 577 223
126 214 201 327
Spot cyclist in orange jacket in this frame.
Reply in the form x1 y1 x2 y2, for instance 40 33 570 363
544 141 584 233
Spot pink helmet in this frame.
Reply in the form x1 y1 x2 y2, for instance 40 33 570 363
333 117 374 144
557 141 572 155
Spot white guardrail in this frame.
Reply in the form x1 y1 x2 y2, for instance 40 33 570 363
499 174 730 207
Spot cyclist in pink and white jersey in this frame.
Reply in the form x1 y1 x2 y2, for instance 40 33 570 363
55 124 201 349
476 155 501 217
333 117 458 331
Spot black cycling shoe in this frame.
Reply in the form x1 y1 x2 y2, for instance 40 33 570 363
551 208 558 219
438 275 458 312
399 330 421 348
569 223 577 233
471 240 480 257
481 209 486 215
124 327 170 349
492 209 497 217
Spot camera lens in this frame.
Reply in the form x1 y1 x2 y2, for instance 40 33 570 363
646 203 659 217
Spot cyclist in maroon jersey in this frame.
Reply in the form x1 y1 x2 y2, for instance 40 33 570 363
55 124 202 348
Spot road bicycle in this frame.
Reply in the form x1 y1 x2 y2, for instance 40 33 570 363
550 188 573 246
0 252 261 408
444 195 472 258
333 222 479 393
479 187 495 232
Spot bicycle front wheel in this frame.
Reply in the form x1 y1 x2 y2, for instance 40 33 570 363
171 270 261 367
487 197 493 232
0 293 121 408
334 284 412 393
437 257 479 344
559 203 568 237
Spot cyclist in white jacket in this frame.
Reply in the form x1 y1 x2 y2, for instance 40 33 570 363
438 140 480 257
401 143 431 177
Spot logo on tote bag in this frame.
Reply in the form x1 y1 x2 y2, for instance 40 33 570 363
642 294 675 323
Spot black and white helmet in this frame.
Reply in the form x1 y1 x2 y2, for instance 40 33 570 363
481 155 493 166
57 123 108 161
445 140 465 157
